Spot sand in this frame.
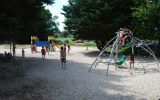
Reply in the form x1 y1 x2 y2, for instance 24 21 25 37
0 46 160 100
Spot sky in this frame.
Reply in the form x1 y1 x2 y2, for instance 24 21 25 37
45 0 69 31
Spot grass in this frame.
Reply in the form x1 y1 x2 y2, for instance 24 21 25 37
55 37 96 47
55 37 75 45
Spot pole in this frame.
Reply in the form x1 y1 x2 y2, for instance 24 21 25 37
115 31 120 61
131 32 134 68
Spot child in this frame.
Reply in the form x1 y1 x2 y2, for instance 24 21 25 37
128 53 134 69
41 46 46 59
119 28 124 44
60 46 66 69
67 45 71 54
45 44 49 55
120 27 131 46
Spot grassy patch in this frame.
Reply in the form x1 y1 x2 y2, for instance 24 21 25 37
55 38 96 47
55 38 75 45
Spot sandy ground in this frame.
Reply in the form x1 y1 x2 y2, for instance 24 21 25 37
0 46 160 100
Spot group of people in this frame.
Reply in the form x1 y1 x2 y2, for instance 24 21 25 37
41 43 71 69
41 27 134 70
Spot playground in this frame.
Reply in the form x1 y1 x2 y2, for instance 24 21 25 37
1 0 160 99
0 46 160 100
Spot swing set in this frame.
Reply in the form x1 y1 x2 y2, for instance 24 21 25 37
89 28 159 76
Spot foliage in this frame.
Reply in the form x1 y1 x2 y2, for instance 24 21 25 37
62 0 134 50
34 9 60 41
61 30 71 38
55 37 75 45
0 0 59 43
132 0 160 54
132 0 160 40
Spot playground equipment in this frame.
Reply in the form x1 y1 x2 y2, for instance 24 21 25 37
89 28 159 76
31 36 39 53
116 55 126 65
34 41 50 47
48 36 61 49
31 36 39 45
48 36 54 44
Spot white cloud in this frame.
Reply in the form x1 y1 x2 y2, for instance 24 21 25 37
45 0 68 31
58 0 68 4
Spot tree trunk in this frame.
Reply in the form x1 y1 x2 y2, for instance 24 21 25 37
95 40 106 51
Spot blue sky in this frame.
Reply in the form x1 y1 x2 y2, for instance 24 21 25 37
45 0 68 31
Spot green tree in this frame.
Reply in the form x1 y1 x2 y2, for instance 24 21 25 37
33 9 60 41
0 0 59 43
63 0 134 50
60 30 71 37
133 0 160 54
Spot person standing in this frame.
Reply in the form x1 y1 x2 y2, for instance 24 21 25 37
67 44 71 54
45 44 49 55
13 43 16 56
41 46 46 59
128 53 134 69
60 46 66 69
119 27 131 46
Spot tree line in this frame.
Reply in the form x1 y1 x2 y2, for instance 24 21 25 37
0 0 59 43
62 0 160 53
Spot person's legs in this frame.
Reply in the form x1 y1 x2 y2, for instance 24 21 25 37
61 58 64 69
68 49 71 54
42 54 45 59
129 61 133 69
64 62 66 69
132 62 134 68
61 62 63 69
63 58 66 69
129 61 131 69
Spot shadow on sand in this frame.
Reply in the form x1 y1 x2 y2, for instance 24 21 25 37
0 56 153 100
